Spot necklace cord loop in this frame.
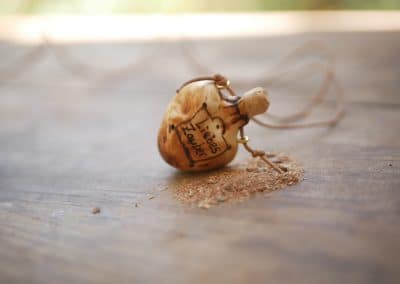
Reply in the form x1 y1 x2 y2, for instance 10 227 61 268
177 74 240 103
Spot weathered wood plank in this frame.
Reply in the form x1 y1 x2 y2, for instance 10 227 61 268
0 31 399 284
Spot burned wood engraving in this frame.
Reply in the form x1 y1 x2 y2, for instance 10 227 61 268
175 104 230 166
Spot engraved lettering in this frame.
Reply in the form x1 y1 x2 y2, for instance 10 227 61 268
176 106 229 164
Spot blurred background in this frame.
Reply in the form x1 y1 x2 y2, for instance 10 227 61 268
0 0 400 14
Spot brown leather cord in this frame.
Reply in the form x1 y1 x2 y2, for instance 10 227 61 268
180 39 343 126
0 43 45 82
181 39 345 129
251 72 345 129
258 44 340 125
181 40 333 85
178 74 225 91
177 74 241 103
43 35 161 84
263 62 332 123
178 72 345 130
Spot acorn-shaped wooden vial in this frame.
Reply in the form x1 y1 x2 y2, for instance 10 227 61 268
158 74 269 171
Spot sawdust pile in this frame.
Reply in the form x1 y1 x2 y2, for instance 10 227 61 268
172 155 304 208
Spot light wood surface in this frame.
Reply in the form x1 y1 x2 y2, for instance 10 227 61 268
0 31 399 284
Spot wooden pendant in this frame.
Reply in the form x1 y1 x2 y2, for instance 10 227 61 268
158 76 269 171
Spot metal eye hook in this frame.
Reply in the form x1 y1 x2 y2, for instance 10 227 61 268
237 135 249 144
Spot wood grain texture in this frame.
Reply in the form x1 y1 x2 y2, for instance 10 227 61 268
0 31 399 284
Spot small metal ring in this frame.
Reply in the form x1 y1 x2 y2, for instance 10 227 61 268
215 80 230 89
237 136 249 144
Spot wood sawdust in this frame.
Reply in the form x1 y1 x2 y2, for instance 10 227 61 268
172 155 303 208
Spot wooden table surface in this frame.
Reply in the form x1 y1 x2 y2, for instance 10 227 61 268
0 31 399 284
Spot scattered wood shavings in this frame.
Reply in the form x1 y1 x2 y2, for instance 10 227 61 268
172 155 303 209
91 207 101 214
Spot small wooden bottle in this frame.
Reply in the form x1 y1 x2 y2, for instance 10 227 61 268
158 75 269 171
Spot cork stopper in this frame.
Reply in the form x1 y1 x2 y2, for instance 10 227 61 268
238 87 270 117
